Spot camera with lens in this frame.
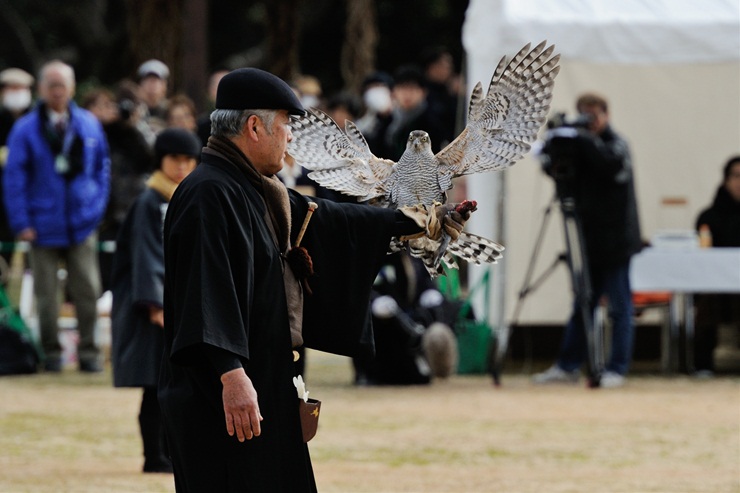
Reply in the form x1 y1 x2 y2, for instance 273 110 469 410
117 98 137 121
538 112 594 192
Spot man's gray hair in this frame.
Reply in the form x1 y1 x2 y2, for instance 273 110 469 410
39 60 75 88
210 109 278 138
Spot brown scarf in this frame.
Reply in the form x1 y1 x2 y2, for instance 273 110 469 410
204 135 304 347
146 170 178 201
205 135 292 253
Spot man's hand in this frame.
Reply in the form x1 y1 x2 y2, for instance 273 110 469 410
148 306 164 328
17 228 37 242
220 368 263 442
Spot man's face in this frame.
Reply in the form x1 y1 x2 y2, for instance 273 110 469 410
578 103 609 135
251 110 293 176
393 83 426 111
1 83 32 113
161 154 197 184
167 104 196 131
39 68 74 113
725 162 740 202
139 75 168 108
87 94 118 125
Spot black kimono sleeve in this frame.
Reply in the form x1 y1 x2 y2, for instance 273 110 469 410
289 191 399 358
164 179 253 366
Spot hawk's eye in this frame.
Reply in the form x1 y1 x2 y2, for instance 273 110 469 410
408 135 413 141
422 136 428 142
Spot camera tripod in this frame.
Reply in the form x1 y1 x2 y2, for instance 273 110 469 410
491 191 604 387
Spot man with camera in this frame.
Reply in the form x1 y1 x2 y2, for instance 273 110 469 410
534 93 642 388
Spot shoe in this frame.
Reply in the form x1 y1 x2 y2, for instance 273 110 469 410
692 369 714 379
532 365 580 384
79 359 103 373
599 371 625 388
43 358 62 373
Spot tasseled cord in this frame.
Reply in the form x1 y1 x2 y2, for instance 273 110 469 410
286 202 318 295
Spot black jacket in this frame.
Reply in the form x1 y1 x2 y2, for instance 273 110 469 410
571 125 642 268
110 186 167 387
696 185 740 247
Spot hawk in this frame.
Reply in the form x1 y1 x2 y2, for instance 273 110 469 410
288 41 560 276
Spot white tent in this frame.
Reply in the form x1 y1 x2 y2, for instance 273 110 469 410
461 0 740 327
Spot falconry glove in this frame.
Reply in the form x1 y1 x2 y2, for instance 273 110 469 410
398 202 471 242
398 204 430 241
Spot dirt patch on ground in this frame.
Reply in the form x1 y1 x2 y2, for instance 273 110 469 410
0 350 737 492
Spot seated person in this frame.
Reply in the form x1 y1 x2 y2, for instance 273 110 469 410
693 155 740 375
353 252 457 385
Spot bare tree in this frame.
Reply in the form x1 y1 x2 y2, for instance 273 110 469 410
181 0 208 111
341 0 377 93
265 0 302 82
0 0 44 73
124 0 183 85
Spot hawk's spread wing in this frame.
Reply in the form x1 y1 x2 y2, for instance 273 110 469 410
288 109 395 202
435 41 560 183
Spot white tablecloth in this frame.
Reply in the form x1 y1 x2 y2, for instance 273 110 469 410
629 247 740 372
630 247 740 293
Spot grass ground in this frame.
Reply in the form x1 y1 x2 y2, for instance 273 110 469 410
0 350 738 493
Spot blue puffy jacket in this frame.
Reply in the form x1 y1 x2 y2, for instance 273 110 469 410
3 102 110 247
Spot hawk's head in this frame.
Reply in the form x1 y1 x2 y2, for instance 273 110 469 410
406 130 432 153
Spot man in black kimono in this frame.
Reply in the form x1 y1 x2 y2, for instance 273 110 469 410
159 68 470 492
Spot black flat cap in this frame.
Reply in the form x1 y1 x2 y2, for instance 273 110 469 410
216 68 305 116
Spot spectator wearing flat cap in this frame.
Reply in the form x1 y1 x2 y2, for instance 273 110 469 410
159 67 471 492
0 67 35 273
137 59 170 145
110 128 199 474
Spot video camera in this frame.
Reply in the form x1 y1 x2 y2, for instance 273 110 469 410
117 99 138 121
538 112 594 192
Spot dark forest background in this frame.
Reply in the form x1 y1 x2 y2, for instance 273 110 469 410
0 0 469 111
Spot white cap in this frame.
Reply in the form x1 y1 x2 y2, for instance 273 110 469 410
0 68 34 87
137 59 170 80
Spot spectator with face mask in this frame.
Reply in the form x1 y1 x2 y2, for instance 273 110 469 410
0 68 34 274
355 71 394 157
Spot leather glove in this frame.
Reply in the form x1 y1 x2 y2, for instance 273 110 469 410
398 204 429 241
399 202 475 242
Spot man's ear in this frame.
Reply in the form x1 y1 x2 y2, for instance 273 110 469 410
244 115 260 141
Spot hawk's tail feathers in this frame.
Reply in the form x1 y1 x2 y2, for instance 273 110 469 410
447 232 504 265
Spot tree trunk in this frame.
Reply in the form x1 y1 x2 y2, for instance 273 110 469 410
265 0 302 82
0 0 44 73
181 0 208 112
341 0 377 93
124 0 183 89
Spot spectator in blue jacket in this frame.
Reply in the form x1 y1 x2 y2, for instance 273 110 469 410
3 60 110 373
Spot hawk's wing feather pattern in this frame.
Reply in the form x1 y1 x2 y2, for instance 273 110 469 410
286 42 559 278
288 109 394 200
436 41 560 184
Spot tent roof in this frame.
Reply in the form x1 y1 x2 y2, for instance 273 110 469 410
464 0 740 65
